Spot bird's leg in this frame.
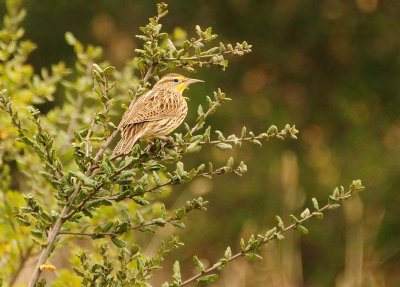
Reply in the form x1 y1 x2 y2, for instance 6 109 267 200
144 140 156 154
158 135 174 148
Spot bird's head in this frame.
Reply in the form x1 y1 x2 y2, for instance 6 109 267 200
153 73 204 93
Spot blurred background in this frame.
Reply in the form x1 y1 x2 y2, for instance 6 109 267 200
2 0 400 286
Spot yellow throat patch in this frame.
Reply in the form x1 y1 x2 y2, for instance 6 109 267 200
177 83 187 93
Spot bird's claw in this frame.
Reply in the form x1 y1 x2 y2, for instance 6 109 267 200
158 136 174 148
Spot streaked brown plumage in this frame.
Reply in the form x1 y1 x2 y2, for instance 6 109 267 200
113 73 204 156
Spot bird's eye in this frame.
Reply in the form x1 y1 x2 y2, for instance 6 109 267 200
173 78 179 83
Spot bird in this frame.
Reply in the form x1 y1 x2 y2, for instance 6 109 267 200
112 73 204 156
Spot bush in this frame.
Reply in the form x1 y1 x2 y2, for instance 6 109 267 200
0 1 363 286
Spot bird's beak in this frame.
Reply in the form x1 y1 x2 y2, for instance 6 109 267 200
185 78 204 85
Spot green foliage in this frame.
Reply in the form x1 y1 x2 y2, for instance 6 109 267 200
0 1 363 286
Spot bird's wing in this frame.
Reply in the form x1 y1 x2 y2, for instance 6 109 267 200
119 89 178 127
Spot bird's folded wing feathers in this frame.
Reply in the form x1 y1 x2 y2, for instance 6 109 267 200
119 89 178 127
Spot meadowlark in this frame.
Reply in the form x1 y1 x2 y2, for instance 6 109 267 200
113 73 204 156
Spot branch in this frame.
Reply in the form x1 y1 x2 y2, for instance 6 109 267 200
59 199 204 238
164 50 236 62
176 180 365 286
64 157 138 219
184 128 296 147
101 163 245 202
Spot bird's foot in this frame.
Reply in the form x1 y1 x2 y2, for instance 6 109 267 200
144 140 156 153
157 136 174 148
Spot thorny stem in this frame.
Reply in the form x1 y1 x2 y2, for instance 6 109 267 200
179 189 357 286
28 65 154 287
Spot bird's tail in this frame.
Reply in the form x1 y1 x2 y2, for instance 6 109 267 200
112 124 146 156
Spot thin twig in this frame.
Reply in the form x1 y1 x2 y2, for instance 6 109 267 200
189 103 216 136
180 133 287 148
84 114 97 157
164 50 233 62
64 158 136 219
100 166 239 202
60 212 182 238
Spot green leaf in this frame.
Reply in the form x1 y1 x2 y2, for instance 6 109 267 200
226 157 234 169
195 25 202 37
136 211 144 223
153 218 166 226
172 261 181 284
31 229 44 239
350 179 365 193
265 227 277 238
176 208 186 219
165 39 176 51
332 187 339 198
197 104 204 116
312 197 320 210
216 143 232 150
70 171 96 187
300 208 310 219
176 161 185 175
203 126 211 142
240 238 246 250
215 130 225 140
101 222 113 232
244 253 263 261
241 126 247 138
121 209 130 223
193 256 205 272
132 197 150 205
65 32 77 45
171 220 185 229
196 164 205 173
295 225 309 235
36 279 47 287
275 215 284 230
328 204 341 209
196 274 218 285
267 125 278 136
224 246 232 259
72 267 84 277
186 142 202 153
111 237 126 248
313 212 324 219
